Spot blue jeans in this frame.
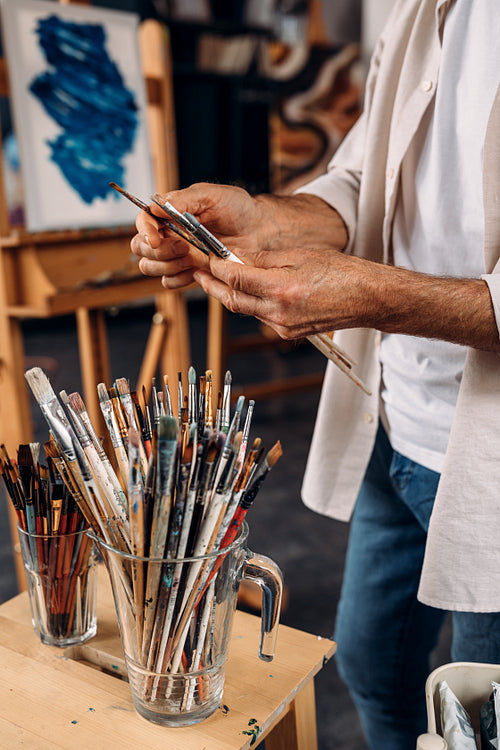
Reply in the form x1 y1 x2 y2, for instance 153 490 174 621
334 423 500 750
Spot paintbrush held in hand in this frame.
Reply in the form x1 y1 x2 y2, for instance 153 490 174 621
22 365 282 675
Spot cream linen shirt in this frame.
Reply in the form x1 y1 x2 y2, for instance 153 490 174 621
299 0 500 612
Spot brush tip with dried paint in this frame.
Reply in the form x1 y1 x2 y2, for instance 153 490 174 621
158 415 178 441
266 440 283 468
128 428 141 450
97 383 110 403
115 377 130 397
68 392 86 414
24 367 55 404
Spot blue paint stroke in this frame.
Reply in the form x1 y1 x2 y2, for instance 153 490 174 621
29 14 139 204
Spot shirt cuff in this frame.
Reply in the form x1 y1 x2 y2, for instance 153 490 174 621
482 273 500 339
294 171 358 255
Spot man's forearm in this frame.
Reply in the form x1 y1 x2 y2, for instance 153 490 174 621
254 193 349 254
359 259 500 352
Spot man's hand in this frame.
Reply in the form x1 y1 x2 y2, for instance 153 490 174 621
194 249 500 352
130 182 348 290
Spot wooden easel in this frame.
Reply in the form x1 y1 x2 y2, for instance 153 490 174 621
0 8 192 589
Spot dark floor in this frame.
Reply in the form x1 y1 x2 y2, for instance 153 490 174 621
0 297 452 750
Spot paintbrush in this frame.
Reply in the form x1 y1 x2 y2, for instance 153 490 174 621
147 433 195 671
204 370 213 429
215 391 222 432
221 440 283 551
141 385 153 443
188 366 197 425
150 378 160 428
68 391 129 512
198 374 206 434
128 428 146 651
0 451 27 531
97 382 129 489
109 386 129 445
116 378 149 477
152 422 198 677
60 390 130 534
177 372 183 423
162 375 173 418
24 368 101 530
221 371 232 434
142 415 178 661
43 438 96 533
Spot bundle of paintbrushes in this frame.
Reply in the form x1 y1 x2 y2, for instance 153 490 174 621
1 442 96 645
22 365 281 684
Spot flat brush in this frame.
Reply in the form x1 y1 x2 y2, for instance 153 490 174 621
60 390 129 534
68 391 128 511
97 383 129 489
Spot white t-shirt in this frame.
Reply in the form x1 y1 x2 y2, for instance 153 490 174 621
379 0 500 473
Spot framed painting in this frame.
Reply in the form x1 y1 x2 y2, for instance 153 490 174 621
0 0 155 232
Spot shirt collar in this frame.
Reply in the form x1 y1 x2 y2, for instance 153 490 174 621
436 0 456 41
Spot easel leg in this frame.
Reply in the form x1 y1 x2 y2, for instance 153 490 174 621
264 680 318 750
137 310 169 398
206 296 226 399
76 307 111 436
137 291 190 404
159 291 190 385
0 315 33 590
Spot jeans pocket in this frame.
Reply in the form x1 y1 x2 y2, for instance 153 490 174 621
389 451 415 493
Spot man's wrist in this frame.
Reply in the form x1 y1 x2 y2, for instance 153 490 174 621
254 193 348 253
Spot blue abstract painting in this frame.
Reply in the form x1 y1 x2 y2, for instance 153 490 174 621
29 15 139 205
1 0 154 232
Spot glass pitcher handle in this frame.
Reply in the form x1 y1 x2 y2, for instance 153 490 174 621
243 551 283 662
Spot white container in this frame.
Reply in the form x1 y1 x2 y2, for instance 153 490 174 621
416 661 500 748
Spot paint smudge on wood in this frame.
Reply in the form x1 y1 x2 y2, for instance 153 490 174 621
242 718 260 746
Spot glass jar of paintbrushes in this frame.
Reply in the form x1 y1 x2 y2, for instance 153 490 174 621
1 443 98 647
22 364 284 725
91 520 281 726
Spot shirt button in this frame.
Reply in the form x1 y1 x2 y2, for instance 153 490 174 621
363 412 374 424
386 167 394 179
421 79 433 92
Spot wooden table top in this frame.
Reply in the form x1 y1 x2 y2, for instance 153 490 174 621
0 565 336 749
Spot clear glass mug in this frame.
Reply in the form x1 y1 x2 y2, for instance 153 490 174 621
89 521 283 726
18 525 98 647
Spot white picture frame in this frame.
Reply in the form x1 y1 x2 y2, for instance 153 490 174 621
0 0 155 232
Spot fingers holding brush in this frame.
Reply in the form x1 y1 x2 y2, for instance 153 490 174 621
131 215 210 289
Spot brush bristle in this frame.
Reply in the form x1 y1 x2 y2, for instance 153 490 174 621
266 440 283 468
29 442 40 465
128 428 141 449
97 383 110 403
188 366 196 385
24 367 56 404
17 443 34 466
115 377 130 397
59 390 70 406
158 415 178 441
68 392 86 414
43 439 60 459
224 370 232 385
